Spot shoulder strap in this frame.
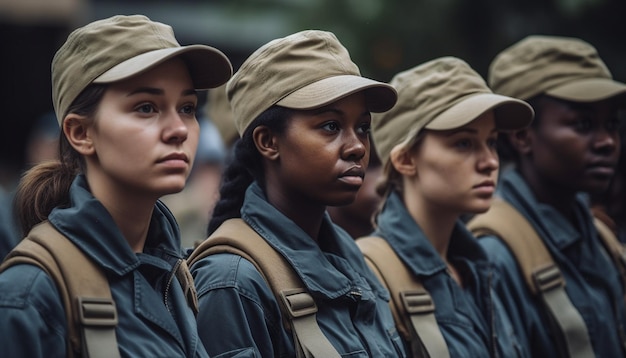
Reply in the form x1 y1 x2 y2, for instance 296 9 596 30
174 258 199 316
467 199 594 358
187 218 340 358
0 221 120 358
356 236 449 358
594 217 626 295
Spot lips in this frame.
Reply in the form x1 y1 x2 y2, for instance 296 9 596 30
472 179 496 197
158 152 189 163
586 159 616 177
473 180 495 189
586 164 615 177
338 166 365 186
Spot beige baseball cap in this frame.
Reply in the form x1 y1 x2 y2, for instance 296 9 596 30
372 57 534 166
226 30 397 136
489 35 626 102
52 14 233 124
207 84 238 146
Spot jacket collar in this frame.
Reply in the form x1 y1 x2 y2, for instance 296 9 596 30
375 191 489 276
498 168 589 250
241 182 385 300
48 175 184 276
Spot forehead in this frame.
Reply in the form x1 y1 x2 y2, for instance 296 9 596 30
541 96 621 113
535 96 623 125
107 58 194 92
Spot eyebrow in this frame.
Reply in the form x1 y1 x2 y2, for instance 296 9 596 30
127 87 197 98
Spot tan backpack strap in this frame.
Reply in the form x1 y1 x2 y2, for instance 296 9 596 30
468 199 594 358
594 217 626 293
0 221 120 358
174 259 199 316
356 236 449 358
187 218 340 358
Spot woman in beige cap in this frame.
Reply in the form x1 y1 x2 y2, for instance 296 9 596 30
187 30 408 357
0 15 231 357
470 35 626 358
358 57 534 357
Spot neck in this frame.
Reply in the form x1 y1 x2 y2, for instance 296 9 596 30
106 201 154 252
264 188 325 243
87 176 155 253
518 164 577 222
402 187 457 259
326 206 372 239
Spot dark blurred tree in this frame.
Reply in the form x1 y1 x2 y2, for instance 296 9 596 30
287 0 625 83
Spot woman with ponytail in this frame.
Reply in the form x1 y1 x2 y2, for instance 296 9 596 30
0 15 232 357
190 30 407 357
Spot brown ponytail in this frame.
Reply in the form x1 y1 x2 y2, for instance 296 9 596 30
13 84 106 236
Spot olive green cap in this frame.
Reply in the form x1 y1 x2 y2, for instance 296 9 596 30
489 35 626 102
372 57 534 167
52 14 233 124
226 30 397 136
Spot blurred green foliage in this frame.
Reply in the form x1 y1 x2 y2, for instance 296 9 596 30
222 0 625 82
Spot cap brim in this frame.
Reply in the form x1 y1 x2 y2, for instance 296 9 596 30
425 93 534 131
93 45 232 89
546 78 626 103
276 75 397 113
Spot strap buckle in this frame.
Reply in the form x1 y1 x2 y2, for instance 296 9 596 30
533 265 565 293
77 297 118 327
281 289 317 318
401 290 435 314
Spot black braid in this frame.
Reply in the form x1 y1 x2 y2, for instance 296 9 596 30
207 106 292 235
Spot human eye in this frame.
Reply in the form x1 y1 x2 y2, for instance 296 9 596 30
321 121 340 132
357 121 371 135
605 117 620 132
180 103 197 117
454 138 472 150
135 103 156 115
487 136 498 150
572 117 593 132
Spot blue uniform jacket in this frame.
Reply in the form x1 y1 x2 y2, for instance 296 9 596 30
374 192 527 358
191 182 407 357
0 175 208 358
478 168 626 357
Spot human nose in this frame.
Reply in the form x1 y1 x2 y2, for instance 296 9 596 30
477 145 499 173
162 110 189 144
592 127 618 155
341 129 367 161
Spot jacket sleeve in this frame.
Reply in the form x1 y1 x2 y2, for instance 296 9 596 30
479 235 559 358
191 253 288 358
0 264 67 358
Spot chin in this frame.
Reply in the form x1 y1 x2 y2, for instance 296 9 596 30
467 201 493 214
158 181 187 196
473 206 491 214
583 180 612 195
328 194 358 207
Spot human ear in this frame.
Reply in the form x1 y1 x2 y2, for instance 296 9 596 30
253 125 280 161
389 144 417 176
63 114 94 156
507 129 533 156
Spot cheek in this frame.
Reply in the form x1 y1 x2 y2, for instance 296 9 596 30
186 131 200 163
291 142 334 169
534 133 587 173
418 161 458 191
94 126 151 164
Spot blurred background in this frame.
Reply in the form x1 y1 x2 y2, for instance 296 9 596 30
1 0 625 189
